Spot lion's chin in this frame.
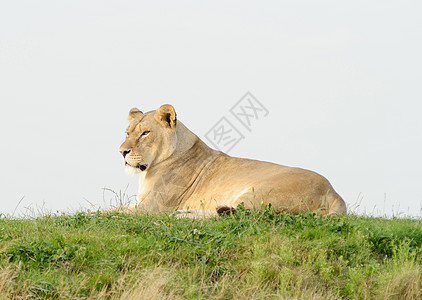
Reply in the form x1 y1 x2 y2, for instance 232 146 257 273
125 163 148 175
125 165 141 175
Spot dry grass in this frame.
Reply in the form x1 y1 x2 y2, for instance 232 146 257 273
375 262 421 300
120 273 180 299
0 268 16 300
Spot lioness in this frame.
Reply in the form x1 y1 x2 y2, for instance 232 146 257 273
115 104 346 217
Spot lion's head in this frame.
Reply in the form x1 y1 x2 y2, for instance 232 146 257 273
119 104 177 174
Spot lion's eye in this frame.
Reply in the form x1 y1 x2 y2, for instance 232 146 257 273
125 132 129 138
140 131 150 137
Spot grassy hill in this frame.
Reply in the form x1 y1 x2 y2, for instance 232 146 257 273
0 205 421 299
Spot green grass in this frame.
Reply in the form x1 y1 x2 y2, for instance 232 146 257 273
0 204 421 299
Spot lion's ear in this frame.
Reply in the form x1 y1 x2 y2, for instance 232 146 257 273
127 108 143 122
154 104 177 129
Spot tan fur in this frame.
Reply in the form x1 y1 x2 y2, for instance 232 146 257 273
116 104 346 215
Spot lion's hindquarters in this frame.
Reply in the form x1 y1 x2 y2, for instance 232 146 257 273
231 169 346 215
326 193 347 215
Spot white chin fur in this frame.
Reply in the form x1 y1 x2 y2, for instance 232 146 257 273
125 165 141 176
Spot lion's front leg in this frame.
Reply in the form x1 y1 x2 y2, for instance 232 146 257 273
173 209 219 219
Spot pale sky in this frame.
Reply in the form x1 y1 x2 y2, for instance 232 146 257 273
1 1 421 217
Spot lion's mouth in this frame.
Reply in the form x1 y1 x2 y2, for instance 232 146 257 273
138 164 148 171
125 162 148 171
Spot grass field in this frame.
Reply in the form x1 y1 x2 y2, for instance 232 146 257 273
0 204 421 299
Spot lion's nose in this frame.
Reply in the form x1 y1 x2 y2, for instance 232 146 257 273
120 150 131 158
